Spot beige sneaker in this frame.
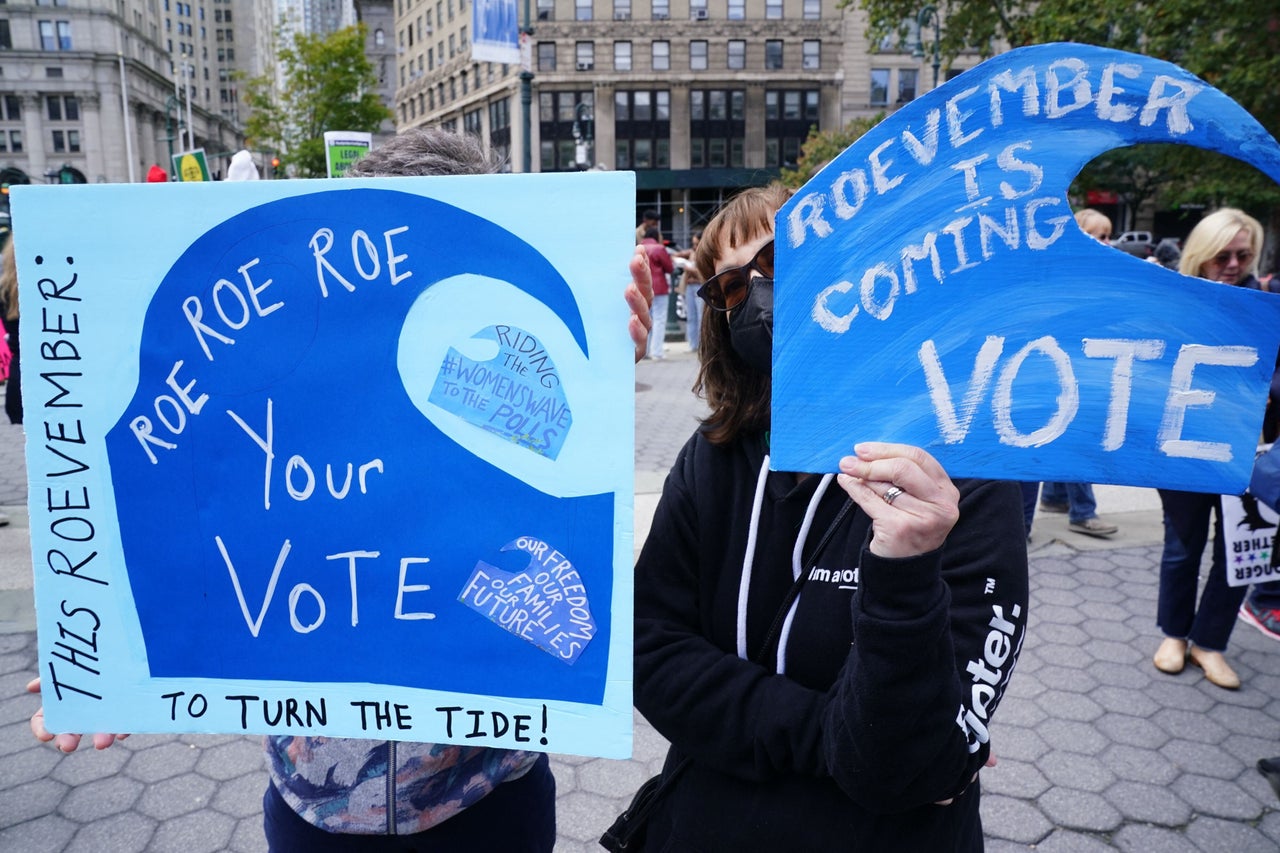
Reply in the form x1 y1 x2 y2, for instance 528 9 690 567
1069 517 1118 537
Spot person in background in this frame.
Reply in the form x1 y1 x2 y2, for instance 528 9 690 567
0 236 21 428
1153 207 1268 690
632 184 1028 850
1034 208 1121 539
635 208 660 244
641 226 673 361
27 126 657 852
674 230 704 354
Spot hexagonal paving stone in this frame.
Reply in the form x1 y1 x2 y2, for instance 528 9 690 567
49 740 132 785
65 811 156 853
151 809 237 853
1088 660 1155 690
1037 719 1110 756
981 758 1050 799
227 814 269 853
555 791 618 843
1159 738 1244 780
193 737 268 782
1184 814 1278 853
1089 685 1158 717
979 793 1053 844
1036 787 1122 833
1100 743 1180 786
1031 828 1118 853
1033 691 1103 723
988 726 1051 763
0 814 77 853
575 757 650 799
1145 680 1216 713
126 739 202 783
2 742 60 787
1111 823 1201 852
210 771 268 819
1209 703 1280 736
1095 713 1169 750
1104 778 1192 825
0 777 69 828
1152 708 1230 744
57 776 143 822
137 773 218 821
1038 751 1115 793
1172 773 1266 821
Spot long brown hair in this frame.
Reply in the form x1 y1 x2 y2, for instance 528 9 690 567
0 238 17 322
693 183 793 445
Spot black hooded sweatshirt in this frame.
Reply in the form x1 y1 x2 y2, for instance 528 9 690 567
634 430 1029 851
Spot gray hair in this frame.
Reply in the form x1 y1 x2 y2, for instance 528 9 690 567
346 128 500 178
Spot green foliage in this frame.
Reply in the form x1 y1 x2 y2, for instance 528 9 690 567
243 24 392 178
781 115 884 188
854 0 1280 215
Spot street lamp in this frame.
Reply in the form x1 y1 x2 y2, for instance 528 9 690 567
571 101 593 170
912 5 942 91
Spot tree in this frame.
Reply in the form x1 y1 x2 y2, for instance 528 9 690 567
855 1 1280 253
781 115 883 189
244 25 393 178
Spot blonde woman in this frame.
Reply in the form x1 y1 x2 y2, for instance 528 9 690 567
1153 208 1267 689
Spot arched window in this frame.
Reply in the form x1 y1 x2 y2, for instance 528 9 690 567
374 28 385 46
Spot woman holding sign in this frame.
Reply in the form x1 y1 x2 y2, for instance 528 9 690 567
629 186 1029 850
1153 208 1272 690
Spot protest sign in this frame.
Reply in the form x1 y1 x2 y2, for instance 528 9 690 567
1222 493 1279 588
472 0 520 65
323 131 373 177
13 172 636 757
773 43 1280 494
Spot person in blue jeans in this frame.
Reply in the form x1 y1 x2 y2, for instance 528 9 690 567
1038 481 1118 538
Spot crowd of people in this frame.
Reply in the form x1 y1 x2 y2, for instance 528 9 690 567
17 124 1280 850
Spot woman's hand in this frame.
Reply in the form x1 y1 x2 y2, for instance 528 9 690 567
626 245 655 363
26 677 129 752
837 442 960 559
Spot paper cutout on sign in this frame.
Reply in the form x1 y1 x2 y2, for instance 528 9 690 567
772 43 1280 494
430 325 573 459
458 536 596 664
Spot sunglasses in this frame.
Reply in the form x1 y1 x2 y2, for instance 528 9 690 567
698 240 775 312
1210 249 1254 266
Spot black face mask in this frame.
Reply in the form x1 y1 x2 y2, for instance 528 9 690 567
728 276 773 375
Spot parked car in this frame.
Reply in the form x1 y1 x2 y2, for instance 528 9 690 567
1110 231 1154 258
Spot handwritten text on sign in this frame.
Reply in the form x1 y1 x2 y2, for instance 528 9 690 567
16 174 635 755
771 45 1280 493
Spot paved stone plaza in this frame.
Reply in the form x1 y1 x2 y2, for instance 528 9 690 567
1 344 1278 851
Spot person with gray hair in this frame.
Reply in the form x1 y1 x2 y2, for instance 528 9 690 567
27 125 656 851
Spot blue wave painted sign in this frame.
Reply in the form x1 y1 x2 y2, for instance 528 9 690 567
772 44 1280 493
15 172 635 757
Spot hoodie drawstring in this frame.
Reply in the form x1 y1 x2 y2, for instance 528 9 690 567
735 453 835 674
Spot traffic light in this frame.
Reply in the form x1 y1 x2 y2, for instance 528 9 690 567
270 156 281 178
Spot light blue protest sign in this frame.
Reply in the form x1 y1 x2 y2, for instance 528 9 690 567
471 0 519 64
13 171 636 758
773 44 1280 493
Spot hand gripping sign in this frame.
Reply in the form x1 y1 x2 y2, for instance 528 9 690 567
14 173 636 757
772 44 1280 493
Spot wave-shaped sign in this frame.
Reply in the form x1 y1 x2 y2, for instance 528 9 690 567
772 44 1280 493
15 173 635 757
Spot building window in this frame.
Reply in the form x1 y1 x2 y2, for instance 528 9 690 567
765 89 819 168
689 88 745 169
727 39 744 70
765 40 782 69
613 0 630 18
651 40 668 71
614 40 631 71
56 19 71 49
802 39 819 70
727 0 744 19
39 20 56 50
803 0 819 18
614 89 669 170
870 68 889 106
765 0 782 18
1 95 20 120
8 130 22 152
537 0 553 20
46 94 78 120
689 39 707 71
537 41 556 71
0 20 11 49
464 107 482 135
689 0 707 17
652 0 668 18
575 0 591 21
898 68 918 103
540 90 593 171
576 41 594 70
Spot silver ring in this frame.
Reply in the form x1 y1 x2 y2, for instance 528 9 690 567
882 485 905 506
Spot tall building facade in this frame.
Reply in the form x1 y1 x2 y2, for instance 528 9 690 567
0 0 275 193
391 0 975 240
